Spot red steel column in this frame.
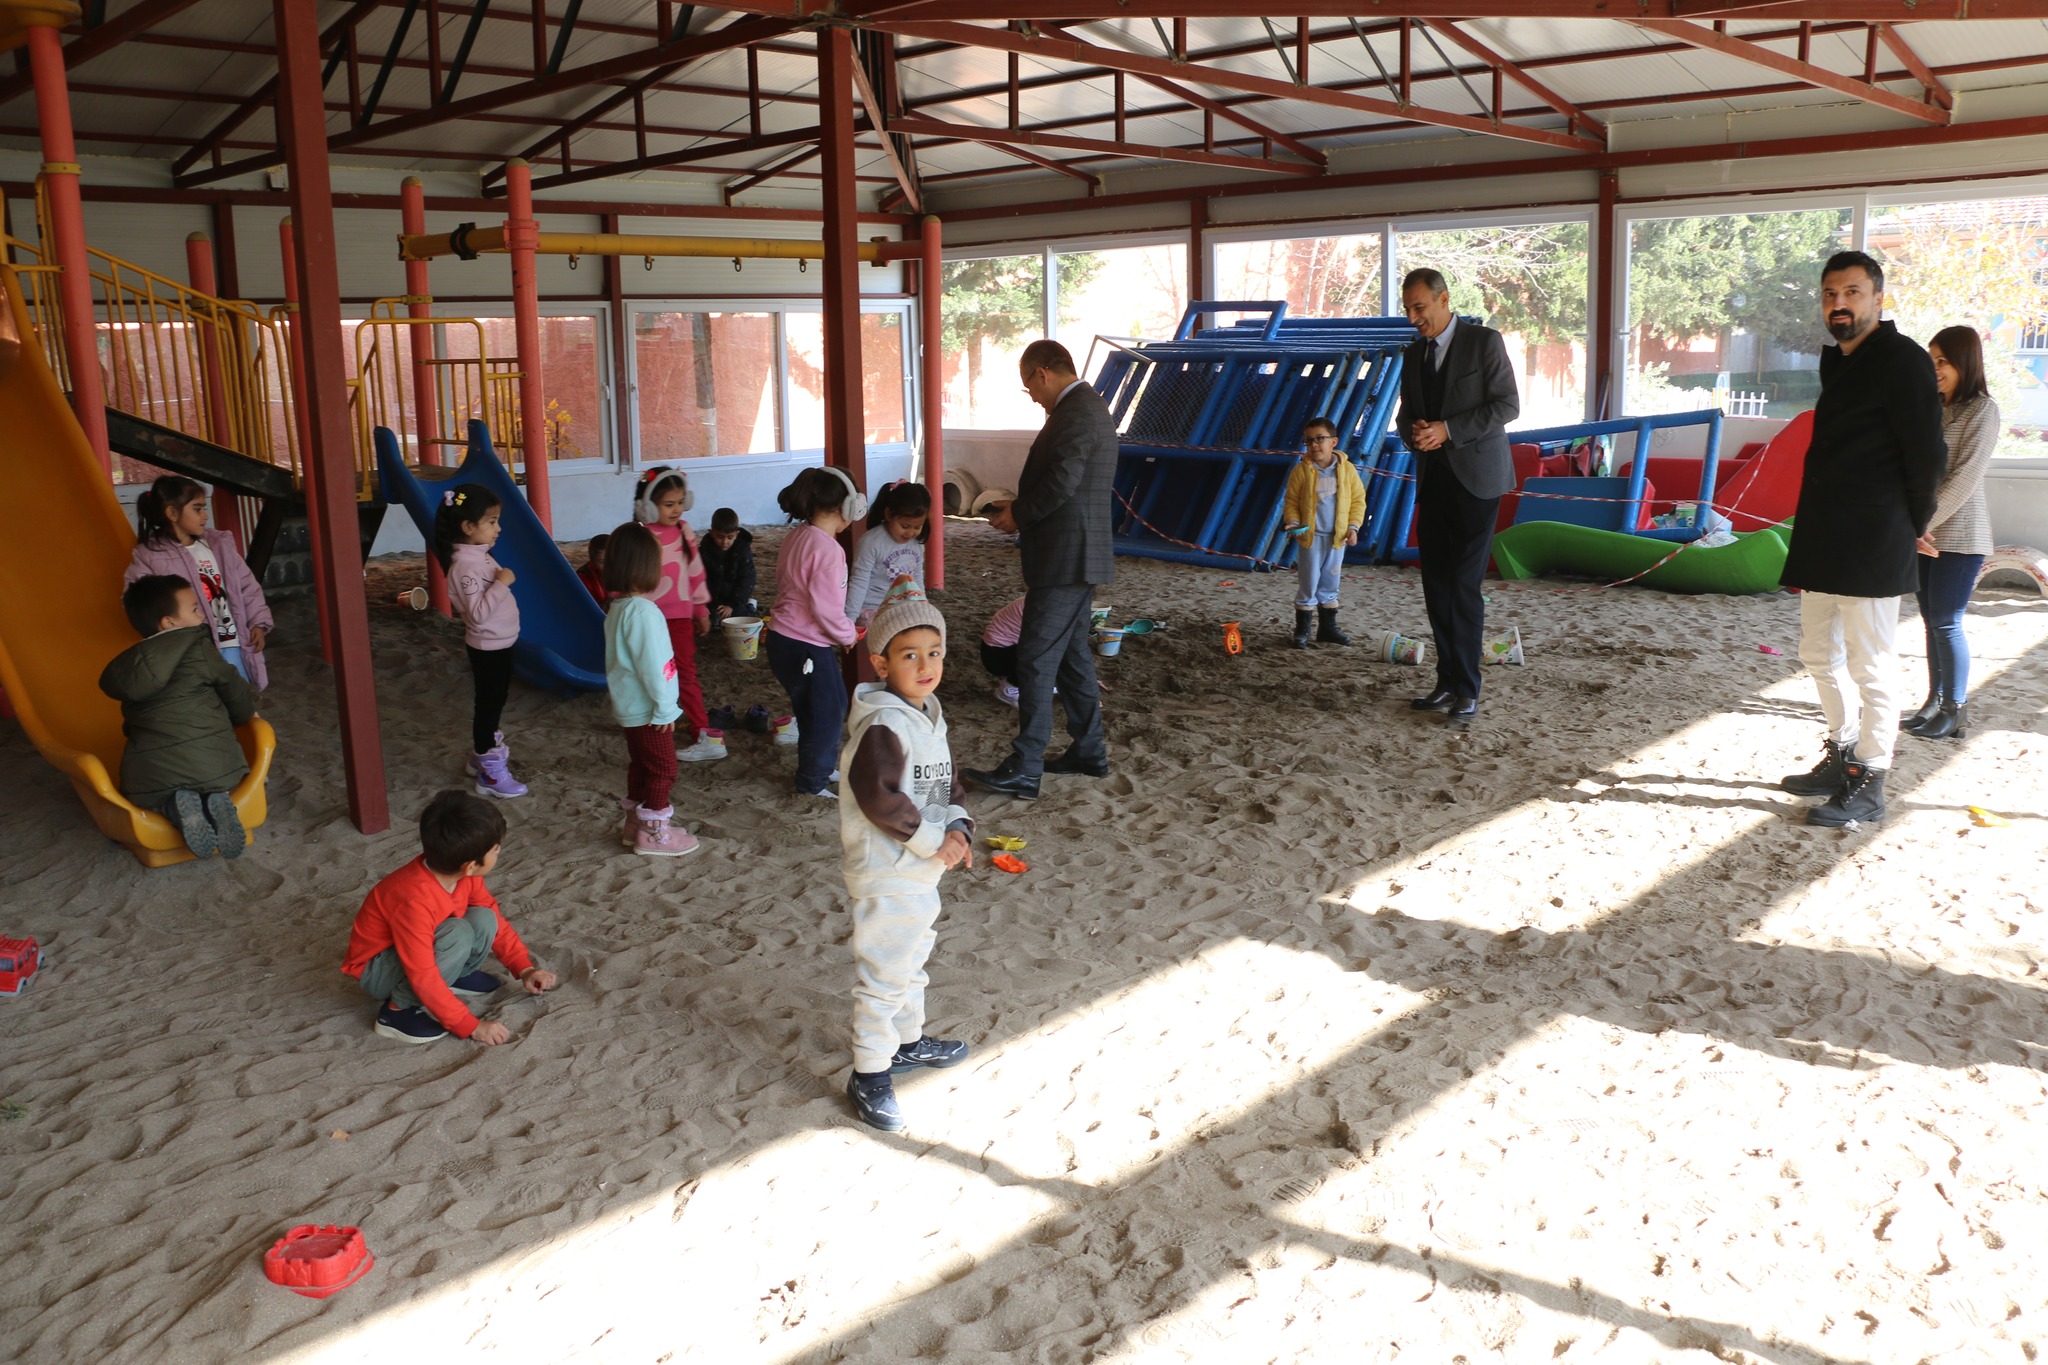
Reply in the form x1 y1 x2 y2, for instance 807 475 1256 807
278 213 335 665
504 158 553 529
819 27 866 498
184 231 244 548
1594 169 1618 420
26 20 111 473
920 214 944 589
274 0 390 836
400 175 449 615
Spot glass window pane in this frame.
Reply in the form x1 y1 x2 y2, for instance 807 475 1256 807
786 312 825 451
442 315 605 462
861 311 908 445
1398 222 1590 427
632 311 779 458
1212 233 1384 318
1053 243 1187 381
1624 209 1852 419
1870 196 2048 459
940 255 1043 429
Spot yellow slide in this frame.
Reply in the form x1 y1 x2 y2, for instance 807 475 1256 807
0 261 274 867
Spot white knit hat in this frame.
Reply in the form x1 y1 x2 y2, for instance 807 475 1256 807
869 574 946 653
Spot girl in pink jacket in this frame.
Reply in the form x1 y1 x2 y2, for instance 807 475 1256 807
766 466 863 798
125 475 275 691
434 484 527 798
631 467 722 763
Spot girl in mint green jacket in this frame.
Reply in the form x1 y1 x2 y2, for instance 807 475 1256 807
602 524 697 858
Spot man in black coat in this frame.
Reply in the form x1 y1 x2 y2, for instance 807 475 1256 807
962 340 1117 801
1395 268 1521 725
1778 250 1947 828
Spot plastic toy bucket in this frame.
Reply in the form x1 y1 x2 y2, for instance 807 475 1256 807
395 588 428 610
721 616 765 661
1093 628 1125 658
1373 631 1427 666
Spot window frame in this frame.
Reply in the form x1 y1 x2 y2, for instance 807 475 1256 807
623 297 914 470
421 300 618 471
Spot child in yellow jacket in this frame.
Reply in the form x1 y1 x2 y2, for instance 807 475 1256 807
1283 415 1367 648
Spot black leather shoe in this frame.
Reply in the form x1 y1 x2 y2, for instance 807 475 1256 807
962 760 1040 800
1411 689 1456 712
1446 697 1479 724
1044 749 1109 777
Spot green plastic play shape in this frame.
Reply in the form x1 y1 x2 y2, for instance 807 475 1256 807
1490 522 1791 595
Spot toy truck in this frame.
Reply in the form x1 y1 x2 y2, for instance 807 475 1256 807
0 936 41 995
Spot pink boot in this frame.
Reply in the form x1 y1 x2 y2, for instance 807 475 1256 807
472 743 528 799
633 806 698 857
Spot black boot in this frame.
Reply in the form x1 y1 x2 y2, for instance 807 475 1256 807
1291 608 1315 649
1900 691 1942 734
1913 700 1968 741
1316 606 1351 646
1808 761 1887 827
1780 738 1848 796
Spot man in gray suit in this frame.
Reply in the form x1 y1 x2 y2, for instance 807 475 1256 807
962 340 1116 800
1397 268 1520 725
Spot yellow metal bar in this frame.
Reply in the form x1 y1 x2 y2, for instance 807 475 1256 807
397 227 888 264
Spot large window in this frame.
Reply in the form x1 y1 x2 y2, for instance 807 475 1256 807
1053 242 1187 382
633 311 779 460
1623 207 1853 419
633 303 911 460
1396 221 1590 428
1213 232 1383 318
1869 194 2048 459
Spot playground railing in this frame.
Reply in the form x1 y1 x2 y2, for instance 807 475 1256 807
0 231 69 388
351 300 523 478
32 175 304 487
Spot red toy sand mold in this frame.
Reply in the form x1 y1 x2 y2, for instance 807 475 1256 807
263 1224 375 1298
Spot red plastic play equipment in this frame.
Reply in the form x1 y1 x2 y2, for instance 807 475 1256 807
263 1225 375 1298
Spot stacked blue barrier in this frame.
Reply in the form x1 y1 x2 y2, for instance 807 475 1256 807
1088 300 1421 571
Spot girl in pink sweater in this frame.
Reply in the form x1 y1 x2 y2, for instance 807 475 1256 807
632 467 723 763
434 484 527 798
766 466 863 797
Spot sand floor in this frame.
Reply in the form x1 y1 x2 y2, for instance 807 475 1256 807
3 521 2046 1365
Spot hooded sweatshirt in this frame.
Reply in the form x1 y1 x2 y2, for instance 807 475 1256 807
838 682 973 897
447 542 520 650
98 625 257 807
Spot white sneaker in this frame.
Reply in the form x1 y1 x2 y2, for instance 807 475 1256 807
678 734 728 763
992 681 1020 707
774 716 799 746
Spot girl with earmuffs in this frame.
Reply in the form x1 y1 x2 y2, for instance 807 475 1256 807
633 467 723 763
765 466 864 798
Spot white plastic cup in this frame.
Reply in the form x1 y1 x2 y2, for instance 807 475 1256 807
395 587 428 610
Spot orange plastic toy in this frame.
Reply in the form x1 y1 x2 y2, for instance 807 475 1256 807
991 853 1028 874
263 1225 375 1298
1221 621 1244 655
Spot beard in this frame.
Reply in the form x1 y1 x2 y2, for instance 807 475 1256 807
1826 311 1872 342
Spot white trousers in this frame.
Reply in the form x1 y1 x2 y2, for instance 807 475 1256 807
850 888 941 1074
1797 590 1903 768
1294 536 1345 608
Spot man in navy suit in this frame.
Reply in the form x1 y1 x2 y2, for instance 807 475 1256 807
963 340 1118 801
1396 268 1520 725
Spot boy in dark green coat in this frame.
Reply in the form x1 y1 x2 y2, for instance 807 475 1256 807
99 574 259 858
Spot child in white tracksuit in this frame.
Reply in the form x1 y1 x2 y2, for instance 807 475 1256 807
838 577 976 1132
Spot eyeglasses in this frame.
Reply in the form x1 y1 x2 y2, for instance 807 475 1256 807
1304 436 1337 445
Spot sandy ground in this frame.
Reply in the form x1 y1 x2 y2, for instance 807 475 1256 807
3 521 2047 1365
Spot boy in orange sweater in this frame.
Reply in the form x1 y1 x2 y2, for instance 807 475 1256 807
341 790 558 1044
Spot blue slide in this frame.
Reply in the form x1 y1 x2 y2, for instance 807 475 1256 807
376 420 607 695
